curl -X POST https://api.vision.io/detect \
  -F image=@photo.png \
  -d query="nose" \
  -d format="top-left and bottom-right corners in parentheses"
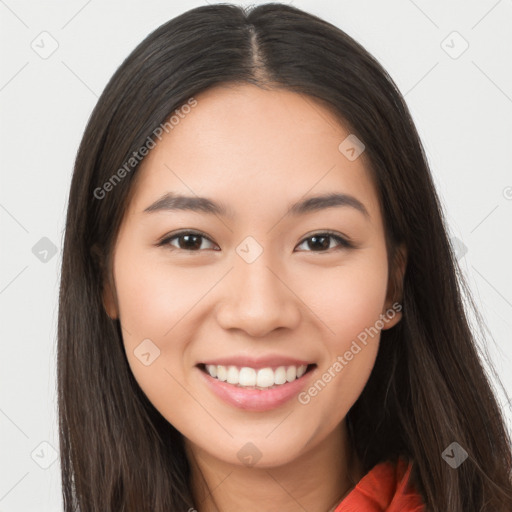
top-left (215, 254), bottom-right (301, 338)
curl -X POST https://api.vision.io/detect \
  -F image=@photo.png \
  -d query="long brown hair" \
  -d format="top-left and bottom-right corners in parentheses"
top-left (58, 3), bottom-right (512, 510)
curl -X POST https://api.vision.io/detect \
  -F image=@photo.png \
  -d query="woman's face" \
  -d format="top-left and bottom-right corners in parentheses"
top-left (103, 83), bottom-right (404, 468)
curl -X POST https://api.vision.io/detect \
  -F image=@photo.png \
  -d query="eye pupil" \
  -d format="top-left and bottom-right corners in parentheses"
top-left (308, 235), bottom-right (330, 251)
top-left (180, 234), bottom-right (202, 250)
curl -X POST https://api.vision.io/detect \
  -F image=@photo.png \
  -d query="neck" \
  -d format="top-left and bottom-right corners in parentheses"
top-left (186, 420), bottom-right (363, 512)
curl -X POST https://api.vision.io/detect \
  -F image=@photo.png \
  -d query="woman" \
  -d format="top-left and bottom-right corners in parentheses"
top-left (57, 3), bottom-right (512, 511)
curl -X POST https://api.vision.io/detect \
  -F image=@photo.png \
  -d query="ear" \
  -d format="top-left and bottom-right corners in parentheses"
top-left (381, 242), bottom-right (407, 330)
top-left (90, 243), bottom-right (119, 320)
top-left (102, 274), bottom-right (119, 320)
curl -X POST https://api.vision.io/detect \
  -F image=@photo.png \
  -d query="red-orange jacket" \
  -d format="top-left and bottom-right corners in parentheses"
top-left (335, 457), bottom-right (426, 511)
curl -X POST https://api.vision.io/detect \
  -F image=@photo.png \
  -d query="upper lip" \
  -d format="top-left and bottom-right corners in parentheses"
top-left (198, 355), bottom-right (314, 370)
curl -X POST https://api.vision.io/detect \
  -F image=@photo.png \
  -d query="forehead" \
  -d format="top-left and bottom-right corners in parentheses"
top-left (127, 83), bottom-right (382, 225)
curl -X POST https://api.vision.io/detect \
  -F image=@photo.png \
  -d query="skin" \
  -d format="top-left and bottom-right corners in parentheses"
top-left (102, 83), bottom-right (406, 512)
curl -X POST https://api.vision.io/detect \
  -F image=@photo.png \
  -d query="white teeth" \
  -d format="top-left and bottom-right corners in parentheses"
top-left (216, 365), bottom-right (227, 382)
top-left (239, 367), bottom-right (257, 386)
top-left (274, 366), bottom-right (287, 385)
top-left (256, 368), bottom-right (274, 388)
top-left (226, 366), bottom-right (239, 384)
top-left (286, 366), bottom-right (297, 382)
top-left (204, 364), bottom-right (309, 388)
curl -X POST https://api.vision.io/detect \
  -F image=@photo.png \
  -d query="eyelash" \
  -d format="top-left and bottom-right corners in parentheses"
top-left (157, 230), bottom-right (355, 253)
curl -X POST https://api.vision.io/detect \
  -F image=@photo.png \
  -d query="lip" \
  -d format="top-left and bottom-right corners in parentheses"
top-left (197, 363), bottom-right (317, 412)
top-left (199, 355), bottom-right (313, 371)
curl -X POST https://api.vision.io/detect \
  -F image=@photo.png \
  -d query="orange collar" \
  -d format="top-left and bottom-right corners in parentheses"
top-left (334, 457), bottom-right (426, 512)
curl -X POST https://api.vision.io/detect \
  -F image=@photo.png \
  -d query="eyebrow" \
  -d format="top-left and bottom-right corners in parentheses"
top-left (143, 191), bottom-right (370, 219)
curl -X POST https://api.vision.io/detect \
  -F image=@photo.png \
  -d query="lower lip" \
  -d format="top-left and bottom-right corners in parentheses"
top-left (198, 366), bottom-right (316, 412)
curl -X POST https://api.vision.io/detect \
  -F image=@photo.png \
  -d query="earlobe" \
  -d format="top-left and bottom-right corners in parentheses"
top-left (90, 243), bottom-right (119, 320)
top-left (381, 305), bottom-right (403, 330)
top-left (102, 277), bottom-right (119, 320)
top-left (381, 242), bottom-right (407, 330)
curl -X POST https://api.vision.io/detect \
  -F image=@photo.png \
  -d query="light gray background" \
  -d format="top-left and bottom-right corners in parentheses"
top-left (1, 0), bottom-right (511, 510)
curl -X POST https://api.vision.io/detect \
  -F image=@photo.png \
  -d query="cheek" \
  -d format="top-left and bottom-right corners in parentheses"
top-left (113, 242), bottom-right (212, 343)
top-left (297, 344), bottom-right (379, 445)
top-left (111, 243), bottom-right (188, 384)
top-left (292, 250), bottom-right (388, 423)
top-left (112, 247), bottom-right (200, 427)
top-left (297, 294), bottom-right (385, 439)
top-left (294, 250), bottom-right (389, 345)
top-left (112, 243), bottom-right (223, 406)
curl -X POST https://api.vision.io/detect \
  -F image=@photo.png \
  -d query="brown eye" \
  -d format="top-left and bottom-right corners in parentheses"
top-left (295, 232), bottom-right (353, 252)
top-left (159, 231), bottom-right (218, 251)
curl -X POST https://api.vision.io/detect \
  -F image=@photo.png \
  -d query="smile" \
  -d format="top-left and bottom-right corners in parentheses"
top-left (197, 361), bottom-right (317, 411)
top-left (200, 363), bottom-right (311, 389)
